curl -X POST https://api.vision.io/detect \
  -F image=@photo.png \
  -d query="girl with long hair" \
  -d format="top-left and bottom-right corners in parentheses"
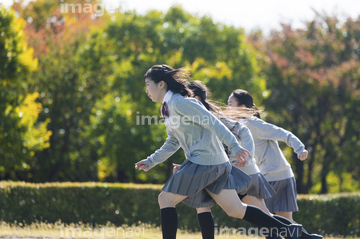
top-left (227, 89), bottom-right (322, 239)
top-left (135, 65), bottom-right (302, 239)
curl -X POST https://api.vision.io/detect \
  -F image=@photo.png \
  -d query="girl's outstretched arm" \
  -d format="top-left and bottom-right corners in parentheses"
top-left (251, 118), bottom-right (308, 159)
top-left (136, 132), bottom-right (180, 171)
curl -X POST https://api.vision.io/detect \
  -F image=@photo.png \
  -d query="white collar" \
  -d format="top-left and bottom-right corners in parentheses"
top-left (162, 90), bottom-right (173, 104)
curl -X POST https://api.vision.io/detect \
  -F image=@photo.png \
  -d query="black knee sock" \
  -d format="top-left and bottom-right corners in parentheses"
top-left (273, 215), bottom-right (313, 239)
top-left (197, 212), bottom-right (215, 239)
top-left (161, 207), bottom-right (178, 239)
top-left (250, 222), bottom-right (282, 239)
top-left (266, 236), bottom-right (283, 239)
top-left (242, 205), bottom-right (300, 239)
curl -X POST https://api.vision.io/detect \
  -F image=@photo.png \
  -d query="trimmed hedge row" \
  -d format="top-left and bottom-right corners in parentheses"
top-left (0, 181), bottom-right (359, 237)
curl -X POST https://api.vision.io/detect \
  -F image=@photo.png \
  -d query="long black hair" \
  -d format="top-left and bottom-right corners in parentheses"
top-left (188, 80), bottom-right (220, 113)
top-left (144, 64), bottom-right (192, 97)
top-left (231, 89), bottom-right (261, 118)
top-left (188, 81), bottom-right (255, 120)
top-left (188, 81), bottom-right (254, 157)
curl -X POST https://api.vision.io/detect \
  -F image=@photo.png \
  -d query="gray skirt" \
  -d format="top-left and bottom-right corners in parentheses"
top-left (162, 159), bottom-right (251, 208)
top-left (264, 177), bottom-right (299, 213)
top-left (236, 172), bottom-right (276, 199)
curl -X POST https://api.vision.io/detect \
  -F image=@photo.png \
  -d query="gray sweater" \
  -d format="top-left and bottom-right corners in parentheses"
top-left (241, 117), bottom-right (307, 182)
top-left (142, 92), bottom-right (243, 170)
top-left (220, 118), bottom-right (260, 175)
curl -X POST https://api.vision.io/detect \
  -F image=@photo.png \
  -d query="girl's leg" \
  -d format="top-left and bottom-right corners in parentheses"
top-left (206, 189), bottom-right (302, 239)
top-left (206, 189), bottom-right (248, 218)
top-left (196, 207), bottom-right (212, 213)
top-left (196, 207), bottom-right (214, 239)
top-left (275, 211), bottom-right (294, 223)
top-left (242, 195), bottom-right (281, 239)
top-left (158, 191), bottom-right (187, 208)
top-left (243, 196), bottom-right (322, 239)
top-left (242, 195), bottom-right (272, 215)
top-left (158, 191), bottom-right (187, 239)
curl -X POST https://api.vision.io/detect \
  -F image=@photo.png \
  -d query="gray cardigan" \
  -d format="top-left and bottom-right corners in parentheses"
top-left (220, 118), bottom-right (260, 175)
top-left (241, 117), bottom-right (307, 181)
top-left (142, 92), bottom-right (243, 170)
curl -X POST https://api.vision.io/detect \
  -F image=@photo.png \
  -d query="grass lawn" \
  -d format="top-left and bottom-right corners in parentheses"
top-left (0, 221), bottom-right (348, 238)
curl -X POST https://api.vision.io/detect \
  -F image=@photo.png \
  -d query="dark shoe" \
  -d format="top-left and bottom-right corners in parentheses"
top-left (288, 224), bottom-right (302, 239)
top-left (310, 234), bottom-right (323, 239)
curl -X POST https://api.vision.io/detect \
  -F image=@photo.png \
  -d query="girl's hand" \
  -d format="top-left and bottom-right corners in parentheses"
top-left (235, 148), bottom-right (251, 164)
top-left (298, 151), bottom-right (308, 161)
top-left (172, 163), bottom-right (181, 174)
top-left (234, 160), bottom-right (248, 168)
top-left (135, 161), bottom-right (149, 171)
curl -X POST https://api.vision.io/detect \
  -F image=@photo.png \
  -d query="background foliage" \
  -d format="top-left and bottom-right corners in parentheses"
top-left (0, 1), bottom-right (359, 194)
top-left (249, 16), bottom-right (360, 194)
top-left (0, 182), bottom-right (359, 237)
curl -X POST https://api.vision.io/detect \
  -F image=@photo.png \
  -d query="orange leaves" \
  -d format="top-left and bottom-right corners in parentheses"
top-left (271, 52), bottom-right (289, 69)
top-left (15, 0), bottom-right (108, 57)
top-left (265, 14), bottom-right (360, 91)
top-left (295, 47), bottom-right (316, 66)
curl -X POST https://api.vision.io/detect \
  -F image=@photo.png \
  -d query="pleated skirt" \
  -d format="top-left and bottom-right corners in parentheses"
top-left (162, 159), bottom-right (251, 208)
top-left (236, 172), bottom-right (276, 199)
top-left (264, 177), bottom-right (299, 212)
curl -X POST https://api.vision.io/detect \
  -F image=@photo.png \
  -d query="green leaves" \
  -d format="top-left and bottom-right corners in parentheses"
top-left (80, 6), bottom-right (265, 183)
top-left (0, 5), bottom-right (49, 181)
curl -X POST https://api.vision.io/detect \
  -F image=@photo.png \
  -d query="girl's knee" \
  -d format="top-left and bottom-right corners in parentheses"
top-left (158, 192), bottom-right (166, 207)
top-left (224, 204), bottom-right (247, 218)
top-left (158, 191), bottom-right (181, 208)
top-left (196, 207), bottom-right (211, 214)
top-left (225, 209), bottom-right (241, 218)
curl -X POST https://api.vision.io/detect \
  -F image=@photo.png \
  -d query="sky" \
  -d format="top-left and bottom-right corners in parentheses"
top-left (2, 0), bottom-right (360, 33)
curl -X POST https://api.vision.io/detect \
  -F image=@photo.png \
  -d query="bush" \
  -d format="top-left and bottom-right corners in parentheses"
top-left (0, 181), bottom-right (359, 237)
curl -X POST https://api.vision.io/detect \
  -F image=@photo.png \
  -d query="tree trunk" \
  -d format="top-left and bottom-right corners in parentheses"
top-left (320, 156), bottom-right (331, 194)
top-left (294, 155), bottom-right (305, 193)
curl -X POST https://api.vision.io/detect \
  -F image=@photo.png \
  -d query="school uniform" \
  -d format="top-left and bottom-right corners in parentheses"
top-left (240, 117), bottom-right (308, 213)
top-left (221, 118), bottom-right (275, 200)
top-left (141, 91), bottom-right (251, 208)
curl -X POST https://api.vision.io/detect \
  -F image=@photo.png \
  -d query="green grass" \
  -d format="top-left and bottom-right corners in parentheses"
top-left (0, 221), bottom-right (248, 238)
top-left (0, 221), bottom-right (346, 238)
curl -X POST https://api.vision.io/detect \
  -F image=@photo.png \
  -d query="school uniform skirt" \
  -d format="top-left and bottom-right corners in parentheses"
top-left (236, 172), bottom-right (276, 199)
top-left (264, 177), bottom-right (299, 213)
top-left (162, 159), bottom-right (251, 208)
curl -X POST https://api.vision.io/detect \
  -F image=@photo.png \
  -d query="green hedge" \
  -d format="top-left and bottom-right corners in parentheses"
top-left (0, 181), bottom-right (359, 237)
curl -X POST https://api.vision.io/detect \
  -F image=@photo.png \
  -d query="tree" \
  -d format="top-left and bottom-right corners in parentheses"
top-left (250, 14), bottom-right (360, 193)
top-left (4, 2), bottom-right (266, 183)
top-left (0, 5), bottom-right (51, 180)
top-left (11, 0), bottom-right (109, 181)
top-left (80, 6), bottom-right (267, 183)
